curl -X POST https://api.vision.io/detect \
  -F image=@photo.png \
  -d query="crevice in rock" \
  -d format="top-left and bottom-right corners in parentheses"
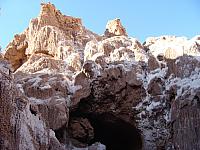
top-left (29, 105), bottom-right (37, 116)
top-left (34, 51), bottom-right (54, 57)
top-left (54, 124), bottom-right (68, 144)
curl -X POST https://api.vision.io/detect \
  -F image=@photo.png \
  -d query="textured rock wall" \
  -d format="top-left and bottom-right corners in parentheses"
top-left (171, 98), bottom-right (200, 149)
top-left (0, 63), bottom-right (17, 149)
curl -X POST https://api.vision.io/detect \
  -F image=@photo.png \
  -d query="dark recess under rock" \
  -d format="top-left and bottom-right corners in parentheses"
top-left (88, 113), bottom-right (142, 150)
top-left (69, 107), bottom-right (143, 150)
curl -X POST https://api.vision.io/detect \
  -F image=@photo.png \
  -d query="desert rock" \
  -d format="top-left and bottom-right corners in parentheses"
top-left (2, 2), bottom-right (200, 150)
top-left (105, 18), bottom-right (127, 37)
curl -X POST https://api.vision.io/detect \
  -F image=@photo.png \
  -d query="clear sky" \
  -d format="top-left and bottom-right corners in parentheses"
top-left (0, 0), bottom-right (200, 50)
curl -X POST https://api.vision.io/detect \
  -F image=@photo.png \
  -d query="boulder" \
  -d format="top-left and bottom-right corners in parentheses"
top-left (68, 118), bottom-right (94, 145)
top-left (147, 77), bottom-right (164, 96)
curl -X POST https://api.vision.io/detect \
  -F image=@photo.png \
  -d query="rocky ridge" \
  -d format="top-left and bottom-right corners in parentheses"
top-left (1, 2), bottom-right (200, 150)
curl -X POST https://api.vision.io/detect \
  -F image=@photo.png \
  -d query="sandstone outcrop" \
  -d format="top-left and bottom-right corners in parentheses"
top-left (2, 2), bottom-right (200, 150)
top-left (104, 18), bottom-right (127, 37)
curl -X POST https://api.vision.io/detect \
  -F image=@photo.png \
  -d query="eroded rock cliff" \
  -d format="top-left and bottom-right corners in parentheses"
top-left (1, 2), bottom-right (200, 150)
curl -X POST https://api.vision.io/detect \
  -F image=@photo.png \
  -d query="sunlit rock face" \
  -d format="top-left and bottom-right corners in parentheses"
top-left (4, 2), bottom-right (100, 72)
top-left (104, 18), bottom-right (127, 37)
top-left (2, 2), bottom-right (200, 150)
top-left (144, 35), bottom-right (200, 59)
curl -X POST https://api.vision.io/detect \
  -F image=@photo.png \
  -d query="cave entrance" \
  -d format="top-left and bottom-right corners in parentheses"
top-left (87, 113), bottom-right (143, 150)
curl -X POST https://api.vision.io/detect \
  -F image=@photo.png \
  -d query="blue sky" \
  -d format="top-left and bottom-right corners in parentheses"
top-left (0, 0), bottom-right (200, 49)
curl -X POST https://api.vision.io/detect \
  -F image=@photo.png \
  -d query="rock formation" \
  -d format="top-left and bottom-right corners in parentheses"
top-left (1, 2), bottom-right (200, 150)
top-left (104, 18), bottom-right (127, 37)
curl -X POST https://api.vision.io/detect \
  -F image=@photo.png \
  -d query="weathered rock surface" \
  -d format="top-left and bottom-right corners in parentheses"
top-left (171, 95), bottom-right (200, 150)
top-left (84, 36), bottom-right (146, 65)
top-left (0, 59), bottom-right (56, 150)
top-left (2, 2), bottom-right (200, 150)
top-left (0, 61), bottom-right (17, 149)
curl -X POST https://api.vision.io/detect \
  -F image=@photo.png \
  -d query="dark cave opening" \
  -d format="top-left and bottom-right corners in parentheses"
top-left (87, 113), bottom-right (143, 150)
top-left (70, 111), bottom-right (143, 150)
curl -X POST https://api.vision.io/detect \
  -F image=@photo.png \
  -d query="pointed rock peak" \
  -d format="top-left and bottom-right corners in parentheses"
top-left (38, 2), bottom-right (82, 29)
top-left (39, 2), bottom-right (58, 19)
top-left (40, 2), bottom-right (56, 12)
top-left (104, 18), bottom-right (127, 37)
